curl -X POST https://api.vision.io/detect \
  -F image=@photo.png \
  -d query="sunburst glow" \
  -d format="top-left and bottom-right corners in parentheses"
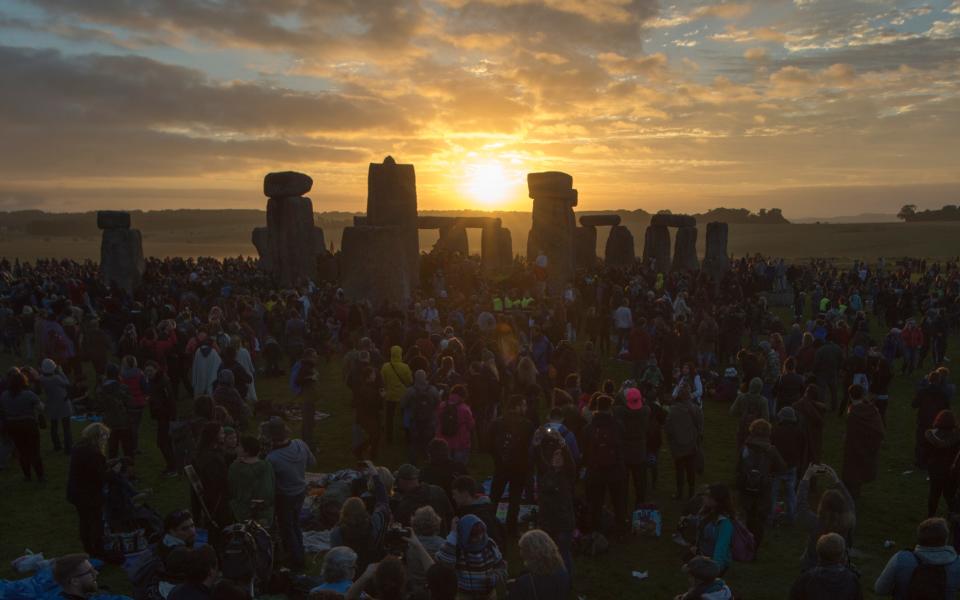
top-left (461, 161), bottom-right (517, 208)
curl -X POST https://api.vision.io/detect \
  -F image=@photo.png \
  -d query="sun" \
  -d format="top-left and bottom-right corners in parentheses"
top-left (461, 161), bottom-right (513, 207)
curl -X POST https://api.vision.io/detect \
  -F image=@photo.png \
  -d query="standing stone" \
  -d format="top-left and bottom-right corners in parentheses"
top-left (702, 221), bottom-right (730, 279)
top-left (604, 225), bottom-right (635, 267)
top-left (643, 225), bottom-right (671, 273)
top-left (579, 214), bottom-right (621, 227)
top-left (527, 171), bottom-right (577, 292)
top-left (253, 170), bottom-right (328, 285)
top-left (98, 211), bottom-right (144, 293)
top-left (340, 156), bottom-right (420, 306)
top-left (265, 196), bottom-right (317, 285)
top-left (672, 226), bottom-right (699, 272)
top-left (340, 227), bottom-right (412, 305)
top-left (436, 225), bottom-right (469, 256)
top-left (574, 226), bottom-right (598, 270)
top-left (481, 224), bottom-right (513, 272)
top-left (251, 227), bottom-right (271, 270)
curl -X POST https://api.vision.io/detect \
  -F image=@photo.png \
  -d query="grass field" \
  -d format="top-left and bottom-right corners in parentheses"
top-left (0, 315), bottom-right (954, 599)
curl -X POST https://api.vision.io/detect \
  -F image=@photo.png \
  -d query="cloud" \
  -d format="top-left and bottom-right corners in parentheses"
top-left (648, 2), bottom-right (751, 28)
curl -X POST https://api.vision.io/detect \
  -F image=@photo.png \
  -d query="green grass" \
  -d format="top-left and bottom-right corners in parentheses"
top-left (0, 325), bottom-right (952, 599)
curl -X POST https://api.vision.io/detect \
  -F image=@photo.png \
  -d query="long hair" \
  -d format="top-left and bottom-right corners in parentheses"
top-left (4, 367), bottom-right (29, 396)
top-left (518, 529), bottom-right (565, 576)
top-left (79, 423), bottom-right (110, 455)
top-left (818, 489), bottom-right (855, 536)
top-left (338, 497), bottom-right (371, 540)
top-left (516, 356), bottom-right (538, 388)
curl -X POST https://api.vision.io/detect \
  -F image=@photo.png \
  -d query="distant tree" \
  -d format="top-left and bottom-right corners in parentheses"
top-left (897, 204), bottom-right (917, 221)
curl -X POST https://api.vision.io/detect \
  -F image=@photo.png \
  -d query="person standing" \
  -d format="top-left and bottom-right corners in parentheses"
top-left (145, 360), bottom-right (178, 477)
top-left (736, 419), bottom-right (786, 554)
top-left (293, 349), bottom-right (321, 449)
top-left (666, 387), bottom-right (704, 501)
top-left (381, 345), bottom-right (412, 444)
top-left (266, 417), bottom-right (316, 570)
top-left (39, 359), bottom-right (73, 454)
top-left (582, 395), bottom-right (627, 535)
top-left (436, 385), bottom-right (475, 466)
top-left (770, 407), bottom-right (805, 524)
top-left (912, 371), bottom-right (949, 467)
top-left (67, 423), bottom-right (110, 556)
top-left (919, 410), bottom-right (960, 517)
top-left (615, 387), bottom-right (650, 506)
top-left (120, 355), bottom-right (148, 454)
top-left (98, 363), bottom-right (134, 461)
top-left (352, 365), bottom-right (384, 461)
top-left (875, 517), bottom-right (960, 599)
top-left (401, 370), bottom-right (440, 465)
top-left (813, 338), bottom-right (844, 412)
top-left (793, 385), bottom-right (827, 472)
top-left (531, 427), bottom-right (577, 584)
top-left (0, 367), bottom-right (46, 482)
top-left (228, 435), bottom-right (275, 526)
top-left (489, 395), bottom-right (535, 535)
top-left (841, 385), bottom-right (885, 500)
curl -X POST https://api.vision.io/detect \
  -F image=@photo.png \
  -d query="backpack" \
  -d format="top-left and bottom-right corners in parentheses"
top-left (622, 408), bottom-right (646, 442)
top-left (440, 403), bottom-right (460, 437)
top-left (738, 445), bottom-right (771, 495)
top-left (906, 552), bottom-right (947, 600)
top-left (220, 521), bottom-right (274, 588)
top-left (169, 419), bottom-right (197, 468)
top-left (494, 418), bottom-right (527, 464)
top-left (411, 389), bottom-right (435, 428)
top-left (587, 418), bottom-right (620, 469)
top-left (730, 518), bottom-right (756, 562)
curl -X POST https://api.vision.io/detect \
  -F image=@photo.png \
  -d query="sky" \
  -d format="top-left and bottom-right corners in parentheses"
top-left (0, 0), bottom-right (957, 219)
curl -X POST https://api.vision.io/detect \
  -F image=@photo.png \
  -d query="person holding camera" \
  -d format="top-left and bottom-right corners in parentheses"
top-left (331, 460), bottom-right (392, 575)
top-left (797, 463), bottom-right (856, 572)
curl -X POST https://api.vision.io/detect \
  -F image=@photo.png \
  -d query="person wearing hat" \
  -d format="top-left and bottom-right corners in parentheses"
top-left (39, 358), bottom-right (73, 454)
top-left (789, 533), bottom-right (861, 599)
top-left (615, 386), bottom-right (650, 506)
top-left (674, 556), bottom-right (733, 600)
top-left (736, 419), bottom-right (786, 554)
top-left (393, 462), bottom-right (454, 530)
top-left (919, 409), bottom-right (960, 517)
top-left (266, 417), bottom-right (316, 570)
top-left (770, 406), bottom-right (805, 524)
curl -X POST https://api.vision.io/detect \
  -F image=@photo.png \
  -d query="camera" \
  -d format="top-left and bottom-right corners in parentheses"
top-left (384, 525), bottom-right (410, 556)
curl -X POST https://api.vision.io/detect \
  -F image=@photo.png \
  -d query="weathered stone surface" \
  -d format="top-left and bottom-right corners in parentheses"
top-left (527, 171), bottom-right (573, 198)
top-left (702, 221), bottom-right (729, 279)
top-left (365, 156), bottom-right (419, 291)
top-left (367, 157), bottom-right (418, 228)
top-left (481, 225), bottom-right (513, 272)
top-left (252, 227), bottom-right (272, 270)
top-left (100, 228), bottom-right (143, 293)
top-left (340, 226), bottom-right (413, 308)
top-left (97, 211), bottom-right (131, 230)
top-left (435, 225), bottom-right (469, 256)
top-left (265, 196), bottom-right (317, 284)
top-left (643, 225), bottom-right (671, 272)
top-left (672, 226), bottom-right (699, 272)
top-left (574, 226), bottom-right (598, 270)
top-left (263, 171), bottom-right (313, 198)
top-left (313, 227), bottom-right (327, 256)
top-left (651, 213), bottom-right (696, 228)
top-left (579, 214), bottom-right (621, 227)
top-left (528, 171), bottom-right (577, 291)
top-left (605, 225), bottom-right (635, 267)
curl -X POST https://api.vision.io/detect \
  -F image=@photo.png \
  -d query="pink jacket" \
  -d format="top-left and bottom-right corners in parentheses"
top-left (436, 395), bottom-right (475, 451)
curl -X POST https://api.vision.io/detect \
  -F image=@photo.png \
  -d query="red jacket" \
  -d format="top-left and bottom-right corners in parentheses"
top-left (902, 326), bottom-right (924, 349)
top-left (436, 396), bottom-right (475, 451)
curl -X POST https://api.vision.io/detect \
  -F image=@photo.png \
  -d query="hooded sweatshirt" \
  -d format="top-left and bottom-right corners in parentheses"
top-left (875, 545), bottom-right (960, 599)
top-left (381, 345), bottom-right (413, 403)
top-left (435, 514), bottom-right (507, 595)
top-left (729, 377), bottom-right (769, 422)
top-left (191, 346), bottom-right (221, 398)
top-left (266, 439), bottom-right (317, 496)
top-left (789, 563), bottom-right (862, 600)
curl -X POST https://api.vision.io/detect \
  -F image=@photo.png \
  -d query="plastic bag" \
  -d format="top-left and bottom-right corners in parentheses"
top-left (11, 550), bottom-right (49, 574)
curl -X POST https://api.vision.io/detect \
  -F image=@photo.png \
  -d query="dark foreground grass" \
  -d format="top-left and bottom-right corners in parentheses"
top-left (0, 331), bottom-right (951, 599)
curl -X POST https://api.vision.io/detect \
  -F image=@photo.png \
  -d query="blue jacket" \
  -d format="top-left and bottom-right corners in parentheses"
top-left (875, 545), bottom-right (960, 599)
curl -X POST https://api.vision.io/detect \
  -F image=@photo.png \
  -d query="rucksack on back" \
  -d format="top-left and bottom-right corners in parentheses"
top-left (412, 391), bottom-right (435, 427)
top-left (906, 552), bottom-right (947, 600)
top-left (588, 419), bottom-right (620, 469)
top-left (220, 521), bottom-right (273, 588)
top-left (738, 446), bottom-right (771, 495)
top-left (440, 403), bottom-right (459, 437)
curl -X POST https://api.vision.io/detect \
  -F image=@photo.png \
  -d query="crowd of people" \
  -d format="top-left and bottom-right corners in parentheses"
top-left (1, 249), bottom-right (960, 600)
